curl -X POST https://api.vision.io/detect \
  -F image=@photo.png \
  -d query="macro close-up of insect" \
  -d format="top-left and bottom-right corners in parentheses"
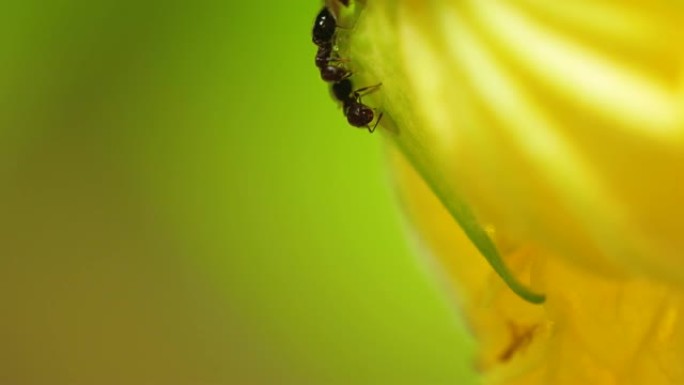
top-left (311, 4), bottom-right (383, 133)
top-left (7, 1), bottom-right (681, 384)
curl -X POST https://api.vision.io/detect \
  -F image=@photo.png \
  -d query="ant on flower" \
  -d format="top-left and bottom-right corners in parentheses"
top-left (311, 5), bottom-right (383, 133)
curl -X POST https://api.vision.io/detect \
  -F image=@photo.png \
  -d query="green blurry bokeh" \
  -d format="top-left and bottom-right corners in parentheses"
top-left (0, 1), bottom-right (475, 384)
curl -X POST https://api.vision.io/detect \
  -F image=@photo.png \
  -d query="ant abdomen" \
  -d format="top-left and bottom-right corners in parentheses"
top-left (312, 8), bottom-right (336, 47)
top-left (339, 83), bottom-right (383, 132)
top-left (344, 103), bottom-right (374, 128)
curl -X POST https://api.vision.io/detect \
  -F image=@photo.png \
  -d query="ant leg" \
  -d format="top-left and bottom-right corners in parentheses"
top-left (354, 83), bottom-right (383, 98)
top-left (340, 71), bottom-right (352, 81)
top-left (368, 112), bottom-right (383, 133)
top-left (328, 57), bottom-right (351, 64)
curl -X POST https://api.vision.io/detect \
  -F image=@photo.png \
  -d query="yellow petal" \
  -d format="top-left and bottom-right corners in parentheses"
top-left (335, 0), bottom-right (684, 383)
top-left (389, 145), bottom-right (684, 384)
top-left (344, 0), bottom-right (684, 283)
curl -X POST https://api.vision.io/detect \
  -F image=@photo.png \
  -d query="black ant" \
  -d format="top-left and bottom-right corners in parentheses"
top-left (333, 79), bottom-right (383, 133)
top-left (312, 6), bottom-right (383, 133)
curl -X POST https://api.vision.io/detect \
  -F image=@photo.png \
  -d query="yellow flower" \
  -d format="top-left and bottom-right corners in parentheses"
top-left (335, 0), bottom-right (684, 383)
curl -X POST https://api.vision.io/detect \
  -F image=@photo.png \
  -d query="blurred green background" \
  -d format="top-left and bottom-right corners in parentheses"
top-left (0, 1), bottom-right (475, 384)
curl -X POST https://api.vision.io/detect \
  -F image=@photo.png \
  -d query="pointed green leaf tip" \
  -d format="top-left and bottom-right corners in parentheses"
top-left (335, 0), bottom-right (545, 304)
top-left (405, 148), bottom-right (546, 304)
top-left (446, 198), bottom-right (546, 304)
